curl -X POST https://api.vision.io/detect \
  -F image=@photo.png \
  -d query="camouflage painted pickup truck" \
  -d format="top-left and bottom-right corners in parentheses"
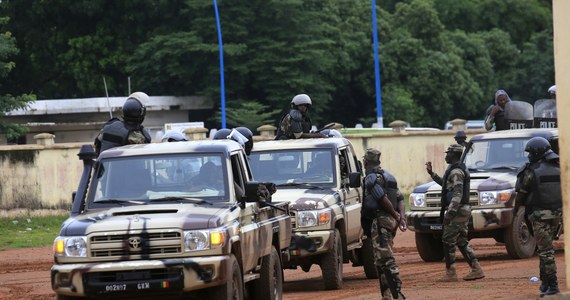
top-left (51, 141), bottom-right (291, 300)
top-left (406, 128), bottom-right (558, 261)
top-left (250, 138), bottom-right (376, 290)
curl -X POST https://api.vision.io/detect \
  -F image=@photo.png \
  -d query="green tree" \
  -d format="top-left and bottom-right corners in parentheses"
top-left (0, 17), bottom-right (35, 140)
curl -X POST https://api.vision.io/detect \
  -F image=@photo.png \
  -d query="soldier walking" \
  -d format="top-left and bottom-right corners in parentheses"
top-left (514, 137), bottom-right (562, 297)
top-left (425, 144), bottom-right (485, 282)
top-left (361, 148), bottom-right (407, 299)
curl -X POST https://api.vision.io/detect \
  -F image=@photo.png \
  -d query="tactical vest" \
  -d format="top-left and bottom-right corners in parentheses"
top-left (275, 109), bottom-right (312, 140)
top-left (440, 163), bottom-right (470, 208)
top-left (99, 120), bottom-right (150, 154)
top-left (528, 160), bottom-right (562, 210)
top-left (494, 110), bottom-right (508, 131)
top-left (361, 168), bottom-right (398, 215)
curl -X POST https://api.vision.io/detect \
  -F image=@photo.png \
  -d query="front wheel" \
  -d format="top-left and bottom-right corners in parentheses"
top-left (415, 232), bottom-right (444, 262)
top-left (504, 209), bottom-right (536, 259)
top-left (209, 254), bottom-right (244, 300)
top-left (320, 229), bottom-right (343, 290)
top-left (253, 246), bottom-right (283, 300)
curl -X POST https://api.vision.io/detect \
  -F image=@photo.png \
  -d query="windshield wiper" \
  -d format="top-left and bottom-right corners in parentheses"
top-left (490, 166), bottom-right (518, 170)
top-left (276, 182), bottom-right (323, 189)
top-left (149, 197), bottom-right (213, 205)
top-left (95, 199), bottom-right (145, 205)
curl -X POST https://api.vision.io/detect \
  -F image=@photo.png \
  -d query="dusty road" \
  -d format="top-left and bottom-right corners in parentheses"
top-left (0, 229), bottom-right (566, 300)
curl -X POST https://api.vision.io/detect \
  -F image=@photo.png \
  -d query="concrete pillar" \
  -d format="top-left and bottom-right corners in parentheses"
top-left (449, 119), bottom-right (467, 131)
top-left (553, 0), bottom-right (570, 289)
top-left (388, 120), bottom-right (408, 133)
top-left (183, 127), bottom-right (208, 141)
top-left (257, 124), bottom-right (276, 139)
top-left (33, 133), bottom-right (55, 145)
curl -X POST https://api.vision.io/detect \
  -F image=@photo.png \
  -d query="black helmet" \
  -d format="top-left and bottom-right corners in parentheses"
top-left (122, 92), bottom-right (148, 123)
top-left (235, 127), bottom-right (253, 155)
top-left (213, 128), bottom-right (232, 140)
top-left (525, 137), bottom-right (551, 163)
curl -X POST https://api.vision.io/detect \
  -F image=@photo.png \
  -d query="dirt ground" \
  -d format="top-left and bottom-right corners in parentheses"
top-left (0, 229), bottom-right (567, 300)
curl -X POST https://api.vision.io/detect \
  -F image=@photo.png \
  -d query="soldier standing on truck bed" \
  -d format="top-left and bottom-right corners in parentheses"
top-left (275, 94), bottom-right (327, 140)
top-left (361, 148), bottom-right (406, 300)
top-left (425, 144), bottom-right (485, 282)
top-left (514, 137), bottom-right (562, 297)
top-left (94, 92), bottom-right (151, 156)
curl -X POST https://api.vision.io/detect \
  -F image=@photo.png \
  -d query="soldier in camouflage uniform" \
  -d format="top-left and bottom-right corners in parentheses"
top-left (426, 144), bottom-right (485, 282)
top-left (94, 92), bottom-right (151, 156)
top-left (275, 94), bottom-right (327, 140)
top-left (514, 137), bottom-right (562, 297)
top-left (361, 148), bottom-right (407, 300)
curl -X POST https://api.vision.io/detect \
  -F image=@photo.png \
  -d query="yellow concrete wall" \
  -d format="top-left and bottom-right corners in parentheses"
top-left (552, 0), bottom-right (570, 289)
top-left (0, 131), bottom-right (481, 209)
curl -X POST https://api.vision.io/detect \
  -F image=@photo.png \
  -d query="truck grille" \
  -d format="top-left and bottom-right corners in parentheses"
top-left (424, 191), bottom-right (479, 208)
top-left (90, 231), bottom-right (182, 258)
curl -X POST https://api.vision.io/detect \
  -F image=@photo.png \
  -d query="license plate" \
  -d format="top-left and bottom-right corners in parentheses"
top-left (430, 225), bottom-right (443, 230)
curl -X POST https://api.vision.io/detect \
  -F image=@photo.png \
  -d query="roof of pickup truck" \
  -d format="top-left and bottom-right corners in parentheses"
top-left (98, 139), bottom-right (244, 158)
top-left (470, 128), bottom-right (558, 142)
top-left (252, 137), bottom-right (353, 151)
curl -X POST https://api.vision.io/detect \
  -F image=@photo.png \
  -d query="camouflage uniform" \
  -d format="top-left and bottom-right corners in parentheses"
top-left (430, 144), bottom-right (484, 282)
top-left (516, 161), bottom-right (562, 296)
top-left (275, 109), bottom-right (312, 140)
top-left (362, 148), bottom-right (405, 299)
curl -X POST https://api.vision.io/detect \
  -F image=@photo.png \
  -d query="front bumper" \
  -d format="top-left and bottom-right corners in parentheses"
top-left (287, 229), bottom-right (334, 259)
top-left (51, 256), bottom-right (229, 298)
top-left (406, 208), bottom-right (513, 233)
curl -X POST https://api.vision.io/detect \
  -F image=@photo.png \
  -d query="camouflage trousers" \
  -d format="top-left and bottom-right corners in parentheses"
top-left (529, 209), bottom-right (562, 279)
top-left (371, 215), bottom-right (401, 289)
top-left (442, 206), bottom-right (477, 266)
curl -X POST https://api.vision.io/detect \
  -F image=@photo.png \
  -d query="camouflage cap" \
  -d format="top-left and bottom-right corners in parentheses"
top-left (363, 148), bottom-right (381, 163)
top-left (445, 144), bottom-right (464, 153)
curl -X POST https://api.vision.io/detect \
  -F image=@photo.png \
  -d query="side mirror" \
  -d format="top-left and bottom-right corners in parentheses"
top-left (243, 181), bottom-right (276, 203)
top-left (348, 172), bottom-right (361, 188)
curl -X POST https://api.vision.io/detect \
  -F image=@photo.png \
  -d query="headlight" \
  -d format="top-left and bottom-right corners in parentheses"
top-left (409, 193), bottom-right (425, 207)
top-left (184, 230), bottom-right (225, 251)
top-left (297, 210), bottom-right (331, 228)
top-left (479, 189), bottom-right (512, 205)
top-left (53, 236), bottom-right (87, 257)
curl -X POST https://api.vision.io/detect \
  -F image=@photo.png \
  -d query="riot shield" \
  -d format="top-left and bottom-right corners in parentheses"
top-left (504, 100), bottom-right (533, 130)
top-left (533, 99), bottom-right (557, 128)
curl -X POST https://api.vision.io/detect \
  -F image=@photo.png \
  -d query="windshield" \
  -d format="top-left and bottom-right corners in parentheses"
top-left (87, 154), bottom-right (228, 207)
top-left (249, 149), bottom-right (336, 186)
top-left (464, 138), bottom-right (529, 171)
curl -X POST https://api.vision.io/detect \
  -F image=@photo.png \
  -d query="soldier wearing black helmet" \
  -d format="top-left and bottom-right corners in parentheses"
top-left (426, 144), bottom-right (485, 282)
top-left (94, 92), bottom-right (151, 156)
top-left (453, 131), bottom-right (468, 147)
top-left (275, 94), bottom-right (327, 140)
top-left (514, 137), bottom-right (562, 297)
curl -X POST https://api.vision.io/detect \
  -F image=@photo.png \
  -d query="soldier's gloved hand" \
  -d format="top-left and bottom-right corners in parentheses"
top-left (443, 213), bottom-right (452, 225)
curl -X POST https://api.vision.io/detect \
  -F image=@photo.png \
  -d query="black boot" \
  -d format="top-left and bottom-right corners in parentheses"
top-left (544, 274), bottom-right (560, 296)
top-left (539, 272), bottom-right (548, 296)
top-left (377, 268), bottom-right (390, 300)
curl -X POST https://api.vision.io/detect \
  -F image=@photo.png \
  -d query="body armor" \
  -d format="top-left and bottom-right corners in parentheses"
top-left (528, 161), bottom-right (562, 210)
top-left (97, 120), bottom-right (151, 155)
top-left (440, 163), bottom-right (470, 208)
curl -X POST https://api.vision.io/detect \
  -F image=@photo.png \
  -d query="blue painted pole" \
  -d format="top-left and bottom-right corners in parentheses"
top-left (213, 0), bottom-right (226, 128)
top-left (371, 0), bottom-right (383, 128)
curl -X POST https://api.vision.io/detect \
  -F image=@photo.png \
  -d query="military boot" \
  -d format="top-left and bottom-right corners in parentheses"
top-left (543, 275), bottom-right (560, 297)
top-left (463, 260), bottom-right (485, 281)
top-left (437, 264), bottom-right (458, 282)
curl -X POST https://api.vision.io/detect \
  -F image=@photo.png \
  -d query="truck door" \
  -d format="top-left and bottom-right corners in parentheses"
top-left (340, 147), bottom-right (363, 243)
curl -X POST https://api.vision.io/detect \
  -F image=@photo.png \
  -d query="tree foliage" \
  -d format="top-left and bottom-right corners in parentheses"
top-left (0, 0), bottom-right (554, 131)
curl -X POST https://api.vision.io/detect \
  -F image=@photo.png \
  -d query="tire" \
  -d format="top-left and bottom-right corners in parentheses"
top-left (361, 237), bottom-right (378, 279)
top-left (209, 254), bottom-right (244, 300)
top-left (56, 295), bottom-right (83, 300)
top-left (504, 209), bottom-right (536, 259)
top-left (253, 246), bottom-right (283, 300)
top-left (320, 229), bottom-right (343, 290)
top-left (415, 232), bottom-right (444, 262)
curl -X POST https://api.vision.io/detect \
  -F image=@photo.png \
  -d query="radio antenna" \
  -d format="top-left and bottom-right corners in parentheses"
top-left (103, 76), bottom-right (112, 119)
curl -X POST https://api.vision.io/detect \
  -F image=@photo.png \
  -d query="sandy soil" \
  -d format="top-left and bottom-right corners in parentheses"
top-left (0, 229), bottom-right (566, 300)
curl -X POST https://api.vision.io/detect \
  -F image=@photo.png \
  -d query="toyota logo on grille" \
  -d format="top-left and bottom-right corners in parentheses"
top-left (128, 237), bottom-right (142, 251)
